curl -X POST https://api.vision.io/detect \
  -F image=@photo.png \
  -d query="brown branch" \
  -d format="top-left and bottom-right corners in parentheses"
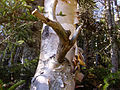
top-left (0, 18), bottom-right (9, 24)
top-left (0, 35), bottom-right (11, 45)
top-left (32, 9), bottom-right (83, 63)
top-left (32, 9), bottom-right (69, 42)
top-left (56, 24), bottom-right (83, 63)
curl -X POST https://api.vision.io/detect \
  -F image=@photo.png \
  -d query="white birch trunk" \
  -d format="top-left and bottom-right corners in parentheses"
top-left (30, 0), bottom-right (83, 90)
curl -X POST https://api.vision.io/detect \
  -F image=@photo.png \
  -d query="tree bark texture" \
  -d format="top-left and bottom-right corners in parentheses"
top-left (30, 0), bottom-right (84, 90)
top-left (107, 0), bottom-right (119, 73)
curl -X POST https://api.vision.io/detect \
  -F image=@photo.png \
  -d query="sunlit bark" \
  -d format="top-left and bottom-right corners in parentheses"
top-left (30, 0), bottom-right (84, 90)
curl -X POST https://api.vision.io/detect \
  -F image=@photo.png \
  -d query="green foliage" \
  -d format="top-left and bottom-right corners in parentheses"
top-left (80, 66), bottom-right (120, 89)
top-left (0, 80), bottom-right (3, 90)
top-left (0, 0), bottom-right (40, 89)
top-left (38, 6), bottom-right (44, 13)
top-left (0, 0), bottom-right (37, 45)
top-left (17, 40), bottom-right (25, 45)
top-left (0, 0), bottom-right (38, 87)
top-left (0, 0), bottom-right (37, 24)
top-left (103, 71), bottom-right (120, 90)
top-left (0, 58), bottom-right (38, 89)
top-left (57, 11), bottom-right (66, 16)
top-left (22, 58), bottom-right (38, 76)
top-left (78, 0), bottom-right (96, 13)
top-left (0, 79), bottom-right (25, 90)
top-left (8, 80), bottom-right (25, 90)
top-left (77, 1), bottom-right (119, 89)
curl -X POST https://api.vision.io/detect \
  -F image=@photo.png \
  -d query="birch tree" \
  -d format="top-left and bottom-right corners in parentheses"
top-left (30, 0), bottom-right (84, 90)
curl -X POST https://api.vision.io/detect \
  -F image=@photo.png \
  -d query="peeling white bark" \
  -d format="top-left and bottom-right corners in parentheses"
top-left (56, 0), bottom-right (77, 38)
top-left (30, 0), bottom-right (84, 90)
top-left (40, 0), bottom-right (59, 61)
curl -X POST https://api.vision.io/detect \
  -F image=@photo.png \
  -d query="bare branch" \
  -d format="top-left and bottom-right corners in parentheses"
top-left (56, 24), bottom-right (83, 63)
top-left (0, 35), bottom-right (11, 45)
top-left (70, 24), bottom-right (83, 46)
top-left (32, 9), bottom-right (69, 42)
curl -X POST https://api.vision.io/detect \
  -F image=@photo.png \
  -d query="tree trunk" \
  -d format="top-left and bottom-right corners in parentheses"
top-left (107, 0), bottom-right (118, 73)
top-left (30, 0), bottom-right (84, 90)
